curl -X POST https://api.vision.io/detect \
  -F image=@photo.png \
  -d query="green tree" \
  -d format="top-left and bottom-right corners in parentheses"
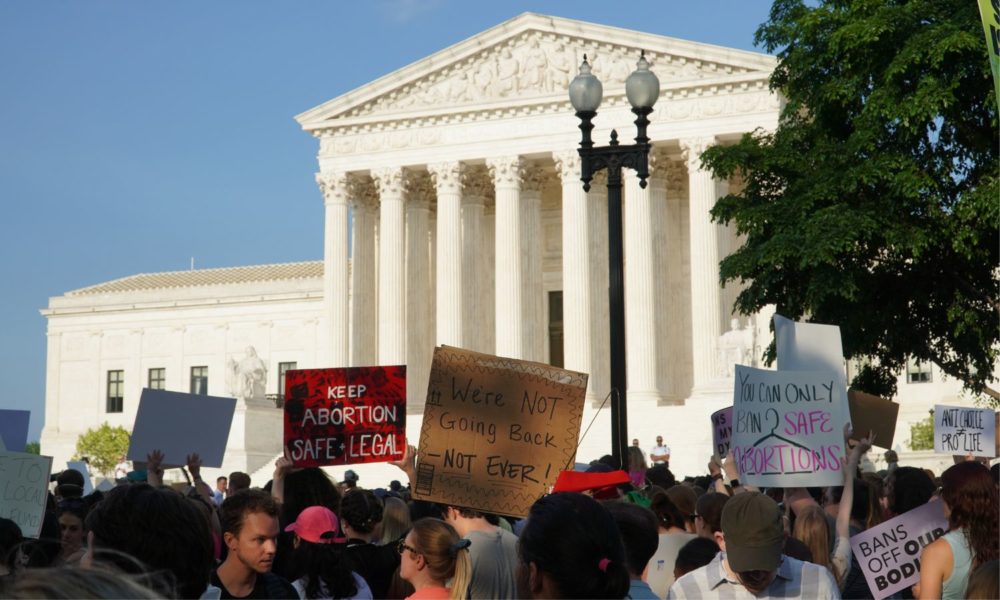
top-left (75, 423), bottom-right (130, 477)
top-left (702, 0), bottom-right (999, 401)
top-left (908, 410), bottom-right (935, 450)
top-left (24, 441), bottom-right (40, 455)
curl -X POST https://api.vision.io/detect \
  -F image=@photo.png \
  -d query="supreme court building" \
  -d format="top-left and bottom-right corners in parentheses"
top-left (41, 14), bottom-right (969, 480)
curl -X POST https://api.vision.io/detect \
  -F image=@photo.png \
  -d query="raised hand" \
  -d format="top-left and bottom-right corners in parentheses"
top-left (186, 453), bottom-right (203, 480)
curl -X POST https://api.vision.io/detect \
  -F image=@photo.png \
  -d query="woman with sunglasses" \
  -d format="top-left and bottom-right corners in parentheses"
top-left (398, 518), bottom-right (470, 600)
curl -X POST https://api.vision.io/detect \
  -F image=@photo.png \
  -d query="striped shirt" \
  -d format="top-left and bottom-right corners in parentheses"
top-left (667, 552), bottom-right (840, 599)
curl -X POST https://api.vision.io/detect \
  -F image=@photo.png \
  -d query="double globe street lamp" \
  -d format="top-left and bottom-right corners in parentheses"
top-left (569, 52), bottom-right (660, 470)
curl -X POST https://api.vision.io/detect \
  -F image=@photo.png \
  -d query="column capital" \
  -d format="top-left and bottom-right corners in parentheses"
top-left (553, 150), bottom-right (582, 184)
top-left (428, 161), bottom-right (464, 195)
top-left (520, 164), bottom-right (548, 194)
top-left (405, 170), bottom-right (435, 210)
top-left (372, 166), bottom-right (406, 198)
top-left (315, 171), bottom-right (350, 205)
top-left (462, 165), bottom-right (494, 202)
top-left (665, 159), bottom-right (688, 195)
top-left (679, 136), bottom-right (717, 171)
top-left (486, 156), bottom-right (525, 188)
top-left (347, 175), bottom-right (379, 210)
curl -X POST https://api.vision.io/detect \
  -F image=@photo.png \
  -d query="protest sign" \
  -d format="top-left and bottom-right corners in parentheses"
top-left (283, 366), bottom-right (406, 467)
top-left (0, 409), bottom-right (30, 453)
top-left (933, 404), bottom-right (997, 458)
top-left (414, 346), bottom-right (587, 517)
top-left (0, 451), bottom-right (52, 538)
top-left (66, 460), bottom-right (94, 495)
top-left (730, 365), bottom-right (849, 487)
top-left (848, 390), bottom-right (899, 449)
top-left (850, 500), bottom-right (948, 599)
top-left (711, 407), bottom-right (733, 459)
top-left (127, 389), bottom-right (236, 468)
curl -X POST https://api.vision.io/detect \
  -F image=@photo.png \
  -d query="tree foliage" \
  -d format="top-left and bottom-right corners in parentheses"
top-left (24, 441), bottom-right (40, 455)
top-left (702, 0), bottom-right (999, 401)
top-left (908, 410), bottom-right (935, 451)
top-left (74, 423), bottom-right (130, 477)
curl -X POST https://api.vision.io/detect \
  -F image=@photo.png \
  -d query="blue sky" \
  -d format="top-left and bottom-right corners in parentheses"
top-left (0, 1), bottom-right (774, 444)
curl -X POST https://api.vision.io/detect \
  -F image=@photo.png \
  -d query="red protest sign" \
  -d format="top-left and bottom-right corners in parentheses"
top-left (283, 366), bottom-right (406, 467)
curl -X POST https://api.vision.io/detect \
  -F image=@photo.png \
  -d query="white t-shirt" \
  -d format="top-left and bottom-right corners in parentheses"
top-left (650, 444), bottom-right (671, 464)
top-left (291, 572), bottom-right (372, 600)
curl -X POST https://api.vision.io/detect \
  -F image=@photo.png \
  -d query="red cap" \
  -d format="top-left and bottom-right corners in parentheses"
top-left (552, 469), bottom-right (631, 494)
top-left (284, 506), bottom-right (347, 544)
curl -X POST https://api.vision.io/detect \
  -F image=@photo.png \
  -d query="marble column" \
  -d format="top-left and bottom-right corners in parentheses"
top-left (316, 172), bottom-right (351, 368)
top-left (521, 164), bottom-right (546, 363)
top-left (349, 176), bottom-right (378, 367)
top-left (555, 151), bottom-right (597, 400)
top-left (487, 156), bottom-right (526, 359)
top-left (462, 166), bottom-right (491, 353)
top-left (429, 162), bottom-right (464, 348)
top-left (682, 137), bottom-right (724, 391)
top-left (659, 158), bottom-right (690, 402)
top-left (590, 171), bottom-right (611, 404)
top-left (373, 167), bottom-right (406, 365)
top-left (481, 196), bottom-right (497, 354)
top-left (624, 157), bottom-right (664, 403)
top-left (405, 171), bottom-right (434, 409)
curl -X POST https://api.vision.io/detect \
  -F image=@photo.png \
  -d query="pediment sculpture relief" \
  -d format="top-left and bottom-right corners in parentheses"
top-left (342, 32), bottom-right (750, 119)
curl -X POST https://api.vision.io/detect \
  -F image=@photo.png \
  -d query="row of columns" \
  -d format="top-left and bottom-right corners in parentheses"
top-left (316, 137), bottom-right (733, 407)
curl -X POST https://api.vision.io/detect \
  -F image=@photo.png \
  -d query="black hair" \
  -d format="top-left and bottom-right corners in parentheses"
top-left (279, 468), bottom-right (341, 527)
top-left (603, 501), bottom-right (659, 576)
top-left (888, 467), bottom-right (935, 515)
top-left (289, 538), bottom-right (358, 600)
top-left (340, 488), bottom-right (383, 534)
top-left (410, 500), bottom-right (445, 522)
top-left (645, 464), bottom-right (676, 490)
top-left (518, 493), bottom-right (630, 599)
top-left (649, 491), bottom-right (686, 530)
top-left (674, 536), bottom-right (720, 577)
top-left (0, 518), bottom-right (23, 574)
top-left (850, 478), bottom-right (870, 524)
top-left (85, 483), bottom-right (213, 599)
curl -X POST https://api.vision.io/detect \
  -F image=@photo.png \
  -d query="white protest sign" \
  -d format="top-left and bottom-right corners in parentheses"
top-left (0, 451), bottom-right (53, 538)
top-left (773, 314), bottom-right (853, 431)
top-left (731, 365), bottom-right (849, 487)
top-left (127, 388), bottom-right (237, 468)
top-left (711, 407), bottom-right (733, 459)
top-left (66, 460), bottom-right (94, 495)
top-left (850, 501), bottom-right (948, 599)
top-left (934, 404), bottom-right (997, 458)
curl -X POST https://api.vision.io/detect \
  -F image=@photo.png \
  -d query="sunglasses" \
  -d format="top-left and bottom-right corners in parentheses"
top-left (397, 540), bottom-right (420, 555)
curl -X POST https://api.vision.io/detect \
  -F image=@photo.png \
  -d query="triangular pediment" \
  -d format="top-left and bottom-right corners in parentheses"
top-left (296, 13), bottom-right (776, 132)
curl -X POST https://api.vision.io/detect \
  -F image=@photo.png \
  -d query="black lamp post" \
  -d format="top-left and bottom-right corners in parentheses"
top-left (569, 52), bottom-right (660, 470)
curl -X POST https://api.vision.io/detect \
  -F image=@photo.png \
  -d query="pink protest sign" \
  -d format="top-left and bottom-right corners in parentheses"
top-left (849, 501), bottom-right (948, 599)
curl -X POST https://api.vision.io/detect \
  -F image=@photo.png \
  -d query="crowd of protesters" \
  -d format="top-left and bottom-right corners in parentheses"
top-left (0, 428), bottom-right (997, 599)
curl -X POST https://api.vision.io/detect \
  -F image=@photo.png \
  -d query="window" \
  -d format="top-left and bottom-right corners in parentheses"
top-left (190, 366), bottom-right (208, 395)
top-left (148, 368), bottom-right (165, 390)
top-left (548, 291), bottom-right (564, 368)
top-left (107, 370), bottom-right (124, 413)
top-left (907, 358), bottom-right (932, 383)
top-left (277, 362), bottom-right (297, 399)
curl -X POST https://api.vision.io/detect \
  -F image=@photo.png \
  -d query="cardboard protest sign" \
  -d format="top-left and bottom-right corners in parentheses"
top-left (848, 390), bottom-right (899, 449)
top-left (730, 365), bottom-right (849, 487)
top-left (711, 407), bottom-right (733, 459)
top-left (66, 460), bottom-right (94, 495)
top-left (0, 451), bottom-right (52, 538)
top-left (933, 404), bottom-right (997, 458)
top-left (850, 500), bottom-right (948, 599)
top-left (127, 389), bottom-right (237, 468)
top-left (283, 366), bottom-right (406, 467)
top-left (414, 346), bottom-right (587, 517)
top-left (0, 410), bottom-right (30, 452)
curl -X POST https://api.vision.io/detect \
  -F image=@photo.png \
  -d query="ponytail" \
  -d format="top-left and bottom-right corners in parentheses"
top-left (449, 546), bottom-right (471, 600)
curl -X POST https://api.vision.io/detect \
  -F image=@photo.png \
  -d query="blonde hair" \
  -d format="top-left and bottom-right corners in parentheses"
top-left (793, 506), bottom-right (837, 580)
top-left (379, 496), bottom-right (412, 546)
top-left (409, 518), bottom-right (471, 600)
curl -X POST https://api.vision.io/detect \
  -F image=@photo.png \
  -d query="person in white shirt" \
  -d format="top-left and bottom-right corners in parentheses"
top-left (650, 437), bottom-right (671, 466)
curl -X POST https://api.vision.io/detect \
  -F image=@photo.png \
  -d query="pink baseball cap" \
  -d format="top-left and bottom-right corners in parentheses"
top-left (284, 506), bottom-right (347, 544)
